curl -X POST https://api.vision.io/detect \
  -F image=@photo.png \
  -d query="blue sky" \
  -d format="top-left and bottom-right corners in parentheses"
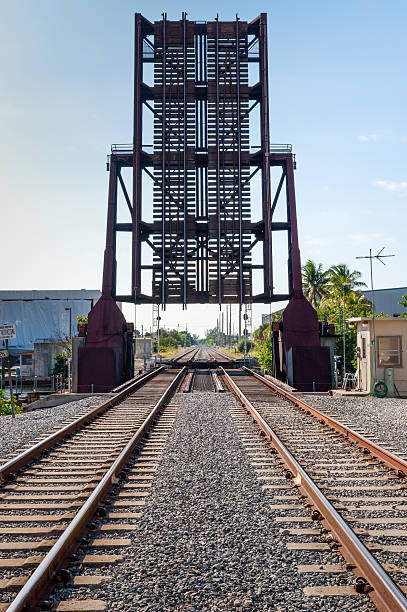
top-left (1, 0), bottom-right (406, 335)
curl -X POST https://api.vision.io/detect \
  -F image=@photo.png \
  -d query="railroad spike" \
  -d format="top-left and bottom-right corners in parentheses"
top-left (355, 577), bottom-right (373, 594)
top-left (311, 510), bottom-right (324, 521)
top-left (54, 568), bottom-right (71, 584)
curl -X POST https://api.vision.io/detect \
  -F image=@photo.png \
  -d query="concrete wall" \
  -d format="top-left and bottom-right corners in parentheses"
top-left (72, 336), bottom-right (86, 393)
top-left (33, 341), bottom-right (67, 377)
top-left (34, 342), bottom-right (65, 377)
top-left (135, 338), bottom-right (152, 358)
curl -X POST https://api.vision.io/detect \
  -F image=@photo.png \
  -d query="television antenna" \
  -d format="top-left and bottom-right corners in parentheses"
top-left (356, 248), bottom-right (395, 380)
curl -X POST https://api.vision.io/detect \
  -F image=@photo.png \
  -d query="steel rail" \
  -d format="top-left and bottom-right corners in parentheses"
top-left (212, 370), bottom-right (225, 392)
top-left (0, 366), bottom-right (166, 482)
top-left (242, 366), bottom-right (407, 476)
top-left (7, 366), bottom-right (187, 611)
top-left (170, 346), bottom-right (200, 363)
top-left (210, 347), bottom-right (236, 362)
top-left (220, 367), bottom-right (407, 612)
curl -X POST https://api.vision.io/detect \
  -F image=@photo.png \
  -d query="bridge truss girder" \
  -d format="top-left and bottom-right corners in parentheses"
top-left (101, 13), bottom-right (304, 308)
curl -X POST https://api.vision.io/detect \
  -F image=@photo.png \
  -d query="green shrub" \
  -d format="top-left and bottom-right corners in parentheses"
top-left (237, 339), bottom-right (253, 353)
top-left (0, 390), bottom-right (22, 416)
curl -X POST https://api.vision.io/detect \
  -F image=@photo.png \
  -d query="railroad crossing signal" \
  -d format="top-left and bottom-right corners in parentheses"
top-left (0, 349), bottom-right (9, 359)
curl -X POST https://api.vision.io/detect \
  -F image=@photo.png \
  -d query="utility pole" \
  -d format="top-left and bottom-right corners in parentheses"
top-left (157, 305), bottom-right (161, 363)
top-left (229, 304), bottom-right (232, 349)
top-left (65, 307), bottom-right (72, 341)
top-left (356, 248), bottom-right (395, 383)
top-left (342, 281), bottom-right (351, 378)
top-left (6, 339), bottom-right (15, 418)
top-left (0, 325), bottom-right (17, 419)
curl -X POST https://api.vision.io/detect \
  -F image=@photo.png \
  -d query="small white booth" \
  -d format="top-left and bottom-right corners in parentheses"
top-left (349, 317), bottom-right (407, 396)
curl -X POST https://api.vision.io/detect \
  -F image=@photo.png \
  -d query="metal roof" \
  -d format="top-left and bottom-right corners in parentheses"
top-left (0, 290), bottom-right (101, 301)
top-left (362, 287), bottom-right (407, 316)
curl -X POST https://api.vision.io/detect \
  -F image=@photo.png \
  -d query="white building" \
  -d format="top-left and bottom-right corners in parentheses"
top-left (0, 290), bottom-right (100, 376)
top-left (350, 316), bottom-right (407, 396)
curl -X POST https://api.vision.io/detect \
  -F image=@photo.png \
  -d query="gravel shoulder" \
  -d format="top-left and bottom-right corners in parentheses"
top-left (0, 396), bottom-right (106, 460)
top-left (298, 395), bottom-right (407, 457)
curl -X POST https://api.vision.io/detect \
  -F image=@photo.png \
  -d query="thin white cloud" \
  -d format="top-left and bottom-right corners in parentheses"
top-left (357, 134), bottom-right (378, 142)
top-left (374, 180), bottom-right (407, 194)
top-left (348, 233), bottom-right (381, 243)
top-left (303, 237), bottom-right (330, 247)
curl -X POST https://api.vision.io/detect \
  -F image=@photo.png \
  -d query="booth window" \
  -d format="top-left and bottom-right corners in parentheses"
top-left (377, 336), bottom-right (402, 367)
top-left (362, 337), bottom-right (366, 358)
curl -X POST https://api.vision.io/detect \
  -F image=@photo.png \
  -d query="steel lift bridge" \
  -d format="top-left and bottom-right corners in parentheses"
top-left (77, 13), bottom-right (331, 392)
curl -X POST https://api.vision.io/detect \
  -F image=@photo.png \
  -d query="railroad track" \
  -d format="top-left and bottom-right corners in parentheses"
top-left (220, 366), bottom-right (407, 612)
top-left (0, 367), bottom-right (185, 611)
top-left (169, 346), bottom-right (199, 364)
top-left (170, 345), bottom-right (235, 365)
top-left (3, 361), bottom-right (407, 610)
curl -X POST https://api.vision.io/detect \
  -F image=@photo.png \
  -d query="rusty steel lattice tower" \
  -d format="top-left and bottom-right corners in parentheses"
top-left (103, 13), bottom-right (303, 309)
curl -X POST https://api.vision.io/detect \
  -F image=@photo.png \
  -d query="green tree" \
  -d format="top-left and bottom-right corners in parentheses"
top-left (160, 336), bottom-right (178, 349)
top-left (399, 294), bottom-right (407, 308)
top-left (315, 289), bottom-right (371, 372)
top-left (327, 264), bottom-right (366, 300)
top-left (253, 322), bottom-right (270, 342)
top-left (257, 337), bottom-right (273, 373)
top-left (52, 353), bottom-right (69, 377)
top-left (398, 294), bottom-right (407, 317)
top-left (302, 260), bottom-right (330, 307)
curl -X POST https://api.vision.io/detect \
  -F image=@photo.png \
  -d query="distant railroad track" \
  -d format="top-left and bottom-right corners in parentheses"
top-left (220, 366), bottom-right (407, 612)
top-left (170, 345), bottom-right (235, 365)
top-left (0, 367), bottom-right (186, 611)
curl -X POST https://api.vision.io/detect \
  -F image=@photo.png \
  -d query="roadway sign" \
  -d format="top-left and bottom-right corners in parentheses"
top-left (0, 349), bottom-right (9, 359)
top-left (0, 324), bottom-right (16, 340)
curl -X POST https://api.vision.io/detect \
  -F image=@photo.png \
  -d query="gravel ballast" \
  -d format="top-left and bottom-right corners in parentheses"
top-left (100, 392), bottom-right (373, 611)
top-left (299, 395), bottom-right (407, 456)
top-left (0, 396), bottom-right (106, 459)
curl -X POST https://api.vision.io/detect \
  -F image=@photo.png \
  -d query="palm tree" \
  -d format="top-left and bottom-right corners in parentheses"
top-left (327, 264), bottom-right (366, 301)
top-left (302, 259), bottom-right (330, 307)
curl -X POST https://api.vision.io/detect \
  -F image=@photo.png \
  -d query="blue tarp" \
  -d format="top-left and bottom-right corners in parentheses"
top-left (0, 300), bottom-right (93, 354)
